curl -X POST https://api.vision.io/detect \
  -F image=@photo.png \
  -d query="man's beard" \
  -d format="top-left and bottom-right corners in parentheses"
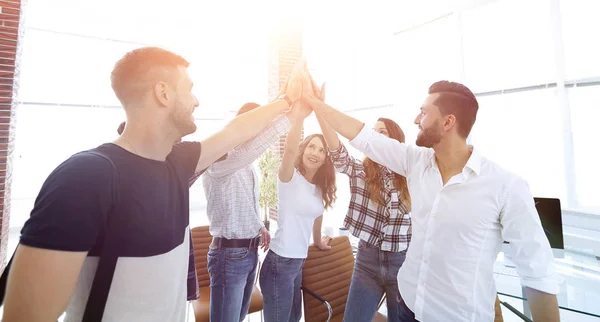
top-left (416, 121), bottom-right (443, 148)
top-left (171, 100), bottom-right (197, 138)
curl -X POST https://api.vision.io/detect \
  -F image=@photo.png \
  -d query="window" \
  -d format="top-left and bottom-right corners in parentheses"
top-left (567, 86), bottom-right (600, 212)
top-left (391, 15), bottom-right (463, 98)
top-left (470, 89), bottom-right (567, 202)
top-left (461, 0), bottom-right (556, 92)
top-left (560, 0), bottom-right (600, 80)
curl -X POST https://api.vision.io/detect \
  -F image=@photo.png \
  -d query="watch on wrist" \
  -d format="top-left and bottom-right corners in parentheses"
top-left (278, 94), bottom-right (293, 107)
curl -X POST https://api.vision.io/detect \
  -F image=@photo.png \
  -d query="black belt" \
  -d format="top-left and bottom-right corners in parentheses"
top-left (212, 236), bottom-right (260, 249)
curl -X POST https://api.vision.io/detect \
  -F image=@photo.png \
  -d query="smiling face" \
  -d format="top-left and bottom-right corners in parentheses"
top-left (414, 94), bottom-right (445, 148)
top-left (301, 136), bottom-right (327, 171)
top-left (167, 66), bottom-right (199, 138)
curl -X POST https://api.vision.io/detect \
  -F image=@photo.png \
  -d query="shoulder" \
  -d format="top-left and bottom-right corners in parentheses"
top-left (48, 147), bottom-right (117, 184)
top-left (279, 168), bottom-right (300, 186)
top-left (479, 156), bottom-right (531, 199)
top-left (167, 141), bottom-right (202, 175)
top-left (169, 141), bottom-right (202, 160)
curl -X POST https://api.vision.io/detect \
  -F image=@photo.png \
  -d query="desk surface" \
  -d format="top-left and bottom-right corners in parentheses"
top-left (494, 252), bottom-right (600, 318)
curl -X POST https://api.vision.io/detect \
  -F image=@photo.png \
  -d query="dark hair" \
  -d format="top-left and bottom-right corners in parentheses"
top-left (363, 118), bottom-right (411, 211)
top-left (428, 81), bottom-right (478, 138)
top-left (117, 121), bottom-right (126, 135)
top-left (236, 102), bottom-right (260, 116)
top-left (294, 134), bottom-right (337, 209)
top-left (111, 47), bottom-right (190, 105)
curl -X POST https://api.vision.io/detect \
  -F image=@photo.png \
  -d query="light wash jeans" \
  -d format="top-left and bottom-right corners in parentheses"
top-left (343, 240), bottom-right (407, 322)
top-left (259, 250), bottom-right (306, 322)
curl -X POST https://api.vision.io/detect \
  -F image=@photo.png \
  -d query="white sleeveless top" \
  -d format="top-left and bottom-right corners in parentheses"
top-left (269, 170), bottom-right (325, 258)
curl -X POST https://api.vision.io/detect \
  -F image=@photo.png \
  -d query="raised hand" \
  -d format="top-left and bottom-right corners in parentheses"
top-left (302, 69), bottom-right (326, 111)
top-left (292, 99), bottom-right (313, 120)
top-left (284, 60), bottom-right (305, 102)
top-left (309, 73), bottom-right (325, 102)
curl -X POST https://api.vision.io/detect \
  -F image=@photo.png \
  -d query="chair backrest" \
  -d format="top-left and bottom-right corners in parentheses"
top-left (302, 236), bottom-right (355, 322)
top-left (191, 226), bottom-right (212, 288)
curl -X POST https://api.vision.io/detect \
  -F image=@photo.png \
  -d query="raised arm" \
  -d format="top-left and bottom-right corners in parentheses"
top-left (309, 81), bottom-right (340, 151)
top-left (195, 64), bottom-right (304, 173)
top-left (500, 177), bottom-right (559, 322)
top-left (207, 114), bottom-right (291, 177)
top-left (306, 92), bottom-right (425, 177)
top-left (278, 114), bottom-right (304, 183)
top-left (197, 99), bottom-right (293, 173)
top-left (311, 77), bottom-right (358, 177)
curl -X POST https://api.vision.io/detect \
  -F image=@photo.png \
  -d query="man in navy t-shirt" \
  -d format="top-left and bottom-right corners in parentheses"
top-left (2, 47), bottom-right (305, 321)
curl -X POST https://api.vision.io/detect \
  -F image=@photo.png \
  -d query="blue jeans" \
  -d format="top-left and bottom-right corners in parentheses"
top-left (207, 245), bottom-right (258, 322)
top-left (259, 250), bottom-right (305, 322)
top-left (397, 291), bottom-right (418, 321)
top-left (343, 240), bottom-right (407, 322)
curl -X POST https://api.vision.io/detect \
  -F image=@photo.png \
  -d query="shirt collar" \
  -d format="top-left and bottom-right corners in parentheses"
top-left (430, 146), bottom-right (482, 176)
top-left (465, 146), bottom-right (482, 175)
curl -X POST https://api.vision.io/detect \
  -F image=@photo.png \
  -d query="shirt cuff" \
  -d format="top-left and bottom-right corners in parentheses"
top-left (348, 124), bottom-right (371, 150)
top-left (328, 141), bottom-right (344, 153)
top-left (520, 276), bottom-right (560, 295)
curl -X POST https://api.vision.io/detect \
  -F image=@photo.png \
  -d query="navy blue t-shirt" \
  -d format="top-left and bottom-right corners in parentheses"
top-left (19, 142), bottom-right (202, 321)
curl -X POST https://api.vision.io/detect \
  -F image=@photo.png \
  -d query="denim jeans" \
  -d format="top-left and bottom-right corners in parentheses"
top-left (259, 250), bottom-right (305, 322)
top-left (343, 240), bottom-right (407, 322)
top-left (397, 291), bottom-right (418, 322)
top-left (207, 245), bottom-right (258, 322)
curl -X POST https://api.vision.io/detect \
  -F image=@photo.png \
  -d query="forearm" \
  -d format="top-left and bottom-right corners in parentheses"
top-left (311, 101), bottom-right (364, 141)
top-left (283, 121), bottom-right (303, 156)
top-left (316, 115), bottom-right (340, 150)
top-left (211, 115), bottom-right (290, 176)
top-left (313, 215), bottom-right (324, 244)
top-left (227, 100), bottom-right (289, 145)
top-left (197, 100), bottom-right (289, 172)
top-left (526, 287), bottom-right (560, 322)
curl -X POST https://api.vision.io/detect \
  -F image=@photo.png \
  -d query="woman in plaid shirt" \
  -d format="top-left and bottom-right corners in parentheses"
top-left (316, 87), bottom-right (411, 321)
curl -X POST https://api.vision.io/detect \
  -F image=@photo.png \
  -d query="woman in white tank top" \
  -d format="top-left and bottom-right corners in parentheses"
top-left (259, 102), bottom-right (337, 322)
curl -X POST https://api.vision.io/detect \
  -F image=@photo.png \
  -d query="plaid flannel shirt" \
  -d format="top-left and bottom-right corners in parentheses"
top-left (329, 143), bottom-right (411, 252)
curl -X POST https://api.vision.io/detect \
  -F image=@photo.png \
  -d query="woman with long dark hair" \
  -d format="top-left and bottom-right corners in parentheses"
top-left (315, 85), bottom-right (411, 321)
top-left (259, 102), bottom-right (337, 322)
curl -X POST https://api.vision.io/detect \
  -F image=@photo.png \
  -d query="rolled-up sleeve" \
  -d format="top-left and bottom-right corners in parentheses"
top-left (500, 176), bottom-right (560, 294)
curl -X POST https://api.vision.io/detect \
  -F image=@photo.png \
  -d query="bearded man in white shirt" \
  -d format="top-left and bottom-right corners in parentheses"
top-left (304, 79), bottom-right (560, 322)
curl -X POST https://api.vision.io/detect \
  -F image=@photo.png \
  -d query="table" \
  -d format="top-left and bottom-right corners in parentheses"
top-left (494, 252), bottom-right (600, 319)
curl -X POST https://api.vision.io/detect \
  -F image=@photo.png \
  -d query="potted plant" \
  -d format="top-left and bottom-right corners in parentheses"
top-left (258, 149), bottom-right (280, 231)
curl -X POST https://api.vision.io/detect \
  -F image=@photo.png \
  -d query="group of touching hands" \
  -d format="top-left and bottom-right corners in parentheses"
top-left (257, 60), bottom-right (333, 252)
top-left (279, 60), bottom-right (327, 123)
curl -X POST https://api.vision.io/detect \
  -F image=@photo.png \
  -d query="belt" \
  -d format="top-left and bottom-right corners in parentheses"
top-left (211, 236), bottom-right (261, 249)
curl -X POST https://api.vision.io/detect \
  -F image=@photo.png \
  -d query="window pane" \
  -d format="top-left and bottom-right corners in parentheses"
top-left (560, 0), bottom-right (600, 80)
top-left (18, 30), bottom-right (139, 106)
top-left (391, 15), bottom-right (463, 97)
top-left (461, 0), bottom-right (556, 92)
top-left (568, 86), bottom-right (600, 212)
top-left (10, 105), bottom-right (125, 229)
top-left (470, 89), bottom-right (567, 203)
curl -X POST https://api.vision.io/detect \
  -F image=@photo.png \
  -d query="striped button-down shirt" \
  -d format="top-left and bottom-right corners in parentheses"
top-left (329, 143), bottom-right (411, 252)
top-left (202, 115), bottom-right (291, 239)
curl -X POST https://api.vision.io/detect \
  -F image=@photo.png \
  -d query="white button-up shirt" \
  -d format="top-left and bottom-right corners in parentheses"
top-left (350, 126), bottom-right (558, 322)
